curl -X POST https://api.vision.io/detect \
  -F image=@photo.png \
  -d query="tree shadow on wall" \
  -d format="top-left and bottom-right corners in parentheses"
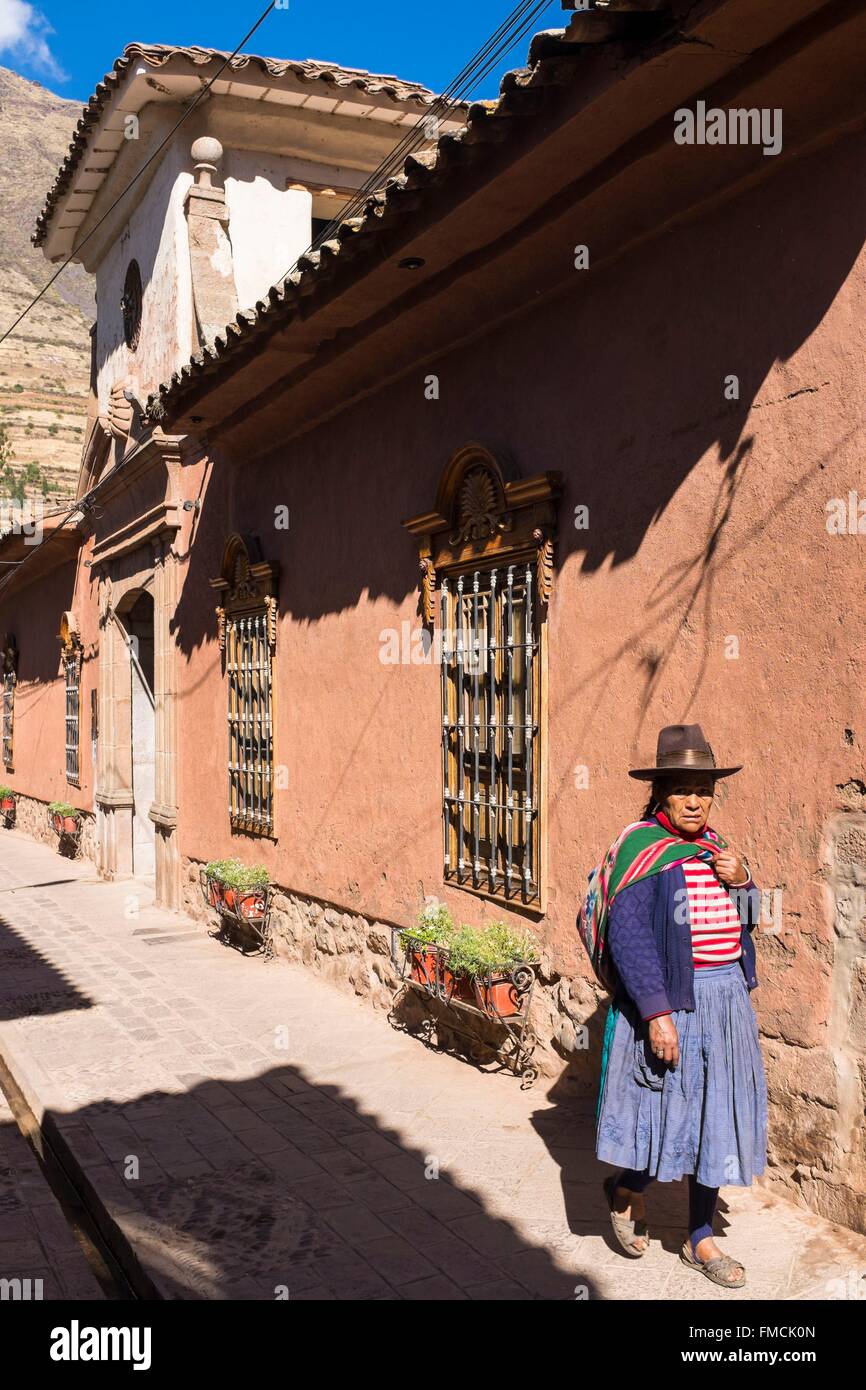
top-left (169, 127), bottom-right (866, 667)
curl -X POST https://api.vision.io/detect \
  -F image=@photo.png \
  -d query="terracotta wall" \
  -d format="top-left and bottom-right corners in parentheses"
top-left (2, 123), bottom-right (864, 1229)
top-left (174, 125), bottom-right (866, 1227)
top-left (0, 548), bottom-right (99, 815)
top-left (180, 125), bottom-right (864, 958)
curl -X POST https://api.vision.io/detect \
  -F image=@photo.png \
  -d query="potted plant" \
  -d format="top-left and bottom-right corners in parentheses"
top-left (224, 861), bottom-right (270, 921)
top-left (445, 921), bottom-right (539, 1019)
top-left (203, 858), bottom-right (270, 920)
top-left (399, 904), bottom-right (455, 990)
top-left (48, 801), bottom-right (81, 836)
top-left (470, 923), bottom-right (540, 1019)
top-left (0, 785), bottom-right (15, 816)
top-left (203, 858), bottom-right (232, 909)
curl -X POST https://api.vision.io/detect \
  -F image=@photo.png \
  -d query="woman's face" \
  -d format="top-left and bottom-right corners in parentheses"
top-left (658, 774), bottom-right (715, 833)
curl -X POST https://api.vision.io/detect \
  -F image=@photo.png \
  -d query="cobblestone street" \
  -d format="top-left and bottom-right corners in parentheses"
top-left (1, 829), bottom-right (864, 1302)
top-left (0, 1092), bottom-right (104, 1300)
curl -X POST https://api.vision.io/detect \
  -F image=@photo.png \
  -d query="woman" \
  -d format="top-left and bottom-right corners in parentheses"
top-left (594, 723), bottom-right (767, 1289)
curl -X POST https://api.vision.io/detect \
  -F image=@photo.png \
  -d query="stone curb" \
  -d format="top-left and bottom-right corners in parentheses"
top-left (0, 1024), bottom-right (162, 1302)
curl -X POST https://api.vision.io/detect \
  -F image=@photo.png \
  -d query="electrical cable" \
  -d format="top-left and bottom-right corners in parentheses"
top-left (0, 1), bottom-right (278, 349)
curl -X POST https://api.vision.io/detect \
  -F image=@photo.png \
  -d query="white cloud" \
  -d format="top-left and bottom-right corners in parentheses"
top-left (0, 0), bottom-right (66, 81)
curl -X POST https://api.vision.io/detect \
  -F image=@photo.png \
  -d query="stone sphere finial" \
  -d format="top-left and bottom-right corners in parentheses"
top-left (191, 135), bottom-right (224, 166)
top-left (190, 136), bottom-right (224, 190)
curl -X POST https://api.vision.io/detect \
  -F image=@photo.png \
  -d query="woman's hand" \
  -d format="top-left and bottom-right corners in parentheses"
top-left (712, 849), bottom-right (748, 886)
top-left (648, 1014), bottom-right (679, 1067)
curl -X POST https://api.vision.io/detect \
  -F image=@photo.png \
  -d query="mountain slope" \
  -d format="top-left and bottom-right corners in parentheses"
top-left (0, 65), bottom-right (94, 506)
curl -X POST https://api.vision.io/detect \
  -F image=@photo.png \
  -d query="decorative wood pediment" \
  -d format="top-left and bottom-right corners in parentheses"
top-left (209, 533), bottom-right (279, 652)
top-left (403, 444), bottom-right (561, 623)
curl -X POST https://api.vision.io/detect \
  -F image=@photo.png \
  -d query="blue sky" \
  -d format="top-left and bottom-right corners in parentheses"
top-left (0, 0), bottom-right (565, 102)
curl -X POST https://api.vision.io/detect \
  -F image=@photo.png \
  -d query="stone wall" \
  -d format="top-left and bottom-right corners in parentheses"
top-left (3, 793), bottom-right (97, 863)
top-left (180, 846), bottom-right (866, 1235)
top-left (787, 796), bottom-right (866, 1233)
top-left (181, 855), bottom-right (603, 1084)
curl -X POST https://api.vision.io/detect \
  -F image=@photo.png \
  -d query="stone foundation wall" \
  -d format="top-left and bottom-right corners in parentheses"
top-left (180, 856), bottom-right (603, 1083)
top-left (775, 803), bottom-right (866, 1233)
top-left (2, 794), bottom-right (97, 863)
top-left (181, 848), bottom-right (866, 1234)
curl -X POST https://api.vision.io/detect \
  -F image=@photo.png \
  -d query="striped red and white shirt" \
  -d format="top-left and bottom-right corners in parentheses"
top-left (682, 858), bottom-right (743, 967)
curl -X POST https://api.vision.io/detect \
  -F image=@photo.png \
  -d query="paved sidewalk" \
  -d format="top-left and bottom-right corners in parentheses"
top-left (0, 1092), bottom-right (105, 1300)
top-left (0, 829), bottom-right (864, 1301)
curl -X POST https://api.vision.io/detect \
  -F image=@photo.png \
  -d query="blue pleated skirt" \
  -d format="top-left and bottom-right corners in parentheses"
top-left (596, 962), bottom-right (768, 1188)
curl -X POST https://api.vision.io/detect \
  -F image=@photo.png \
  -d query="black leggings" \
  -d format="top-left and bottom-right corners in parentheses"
top-left (617, 1168), bottom-right (718, 1254)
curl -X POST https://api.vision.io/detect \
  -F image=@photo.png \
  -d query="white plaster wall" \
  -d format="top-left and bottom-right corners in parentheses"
top-left (95, 138), bottom-right (195, 413)
top-left (224, 150), bottom-right (312, 311)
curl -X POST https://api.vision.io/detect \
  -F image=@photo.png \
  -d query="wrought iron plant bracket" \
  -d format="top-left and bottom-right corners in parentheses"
top-left (200, 868), bottom-right (275, 962)
top-left (389, 928), bottom-right (539, 1088)
top-left (47, 808), bottom-right (82, 854)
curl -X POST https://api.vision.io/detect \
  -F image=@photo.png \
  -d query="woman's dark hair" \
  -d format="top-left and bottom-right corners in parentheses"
top-left (640, 776), bottom-right (669, 819)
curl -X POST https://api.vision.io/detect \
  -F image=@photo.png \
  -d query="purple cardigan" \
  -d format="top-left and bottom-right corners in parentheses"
top-left (607, 856), bottom-right (760, 1020)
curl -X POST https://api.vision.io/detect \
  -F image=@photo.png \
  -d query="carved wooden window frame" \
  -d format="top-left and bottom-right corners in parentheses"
top-left (210, 534), bottom-right (278, 837)
top-left (59, 613), bottom-right (83, 786)
top-left (404, 444), bottom-right (561, 909)
top-left (2, 633), bottom-right (18, 771)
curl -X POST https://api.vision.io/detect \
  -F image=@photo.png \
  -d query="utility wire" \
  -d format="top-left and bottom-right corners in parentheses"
top-left (280, 0), bottom-right (557, 280)
top-left (0, 0), bottom-right (562, 586)
top-left (0, 1), bottom-right (278, 348)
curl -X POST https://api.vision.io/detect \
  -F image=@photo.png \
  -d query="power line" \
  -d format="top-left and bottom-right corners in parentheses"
top-left (279, 0), bottom-right (556, 284)
top-left (0, 1), bottom-right (279, 349)
top-left (0, 0), bottom-right (559, 365)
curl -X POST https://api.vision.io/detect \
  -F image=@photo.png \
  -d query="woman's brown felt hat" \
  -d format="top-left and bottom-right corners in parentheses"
top-left (628, 724), bottom-right (742, 781)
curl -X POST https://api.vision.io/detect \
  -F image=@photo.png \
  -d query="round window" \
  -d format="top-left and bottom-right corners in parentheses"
top-left (121, 260), bottom-right (143, 351)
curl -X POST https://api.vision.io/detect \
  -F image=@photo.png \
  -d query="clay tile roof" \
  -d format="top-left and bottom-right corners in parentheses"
top-left (32, 41), bottom-right (444, 248)
top-left (146, 9), bottom-right (675, 421)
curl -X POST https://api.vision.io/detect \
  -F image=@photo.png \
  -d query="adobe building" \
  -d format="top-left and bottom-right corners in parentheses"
top-left (1, 0), bottom-right (865, 1234)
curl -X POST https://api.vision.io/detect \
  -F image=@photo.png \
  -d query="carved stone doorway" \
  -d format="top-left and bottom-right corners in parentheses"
top-left (95, 539), bottom-right (180, 910)
top-left (118, 591), bottom-right (156, 883)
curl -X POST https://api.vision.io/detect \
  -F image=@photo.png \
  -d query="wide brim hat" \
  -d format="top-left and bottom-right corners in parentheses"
top-left (628, 723), bottom-right (742, 781)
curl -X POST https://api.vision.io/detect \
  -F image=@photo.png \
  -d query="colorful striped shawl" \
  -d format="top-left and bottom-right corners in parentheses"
top-left (578, 818), bottom-right (726, 991)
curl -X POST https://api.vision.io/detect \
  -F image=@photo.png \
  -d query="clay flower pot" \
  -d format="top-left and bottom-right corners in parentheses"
top-left (0, 796), bottom-right (14, 814)
top-left (53, 812), bottom-right (79, 835)
top-left (408, 945), bottom-right (437, 989)
top-left (473, 974), bottom-right (521, 1020)
top-left (440, 963), bottom-right (474, 1004)
top-left (235, 888), bottom-right (267, 923)
top-left (204, 876), bottom-right (221, 909)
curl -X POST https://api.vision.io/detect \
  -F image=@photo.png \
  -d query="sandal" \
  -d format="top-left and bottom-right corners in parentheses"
top-left (603, 1174), bottom-right (650, 1258)
top-left (680, 1238), bottom-right (746, 1288)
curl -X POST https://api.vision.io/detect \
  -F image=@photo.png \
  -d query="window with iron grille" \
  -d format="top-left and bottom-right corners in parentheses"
top-left (226, 611), bottom-right (273, 835)
top-left (2, 671), bottom-right (14, 769)
top-left (439, 562), bottom-right (541, 904)
top-left (404, 444), bottom-right (560, 910)
top-left (65, 656), bottom-right (80, 784)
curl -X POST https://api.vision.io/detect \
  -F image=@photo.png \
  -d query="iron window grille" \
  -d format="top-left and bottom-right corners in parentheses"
top-left (226, 611), bottom-right (273, 835)
top-left (2, 671), bottom-right (14, 769)
top-left (65, 656), bottom-right (80, 784)
top-left (439, 562), bottom-right (540, 904)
